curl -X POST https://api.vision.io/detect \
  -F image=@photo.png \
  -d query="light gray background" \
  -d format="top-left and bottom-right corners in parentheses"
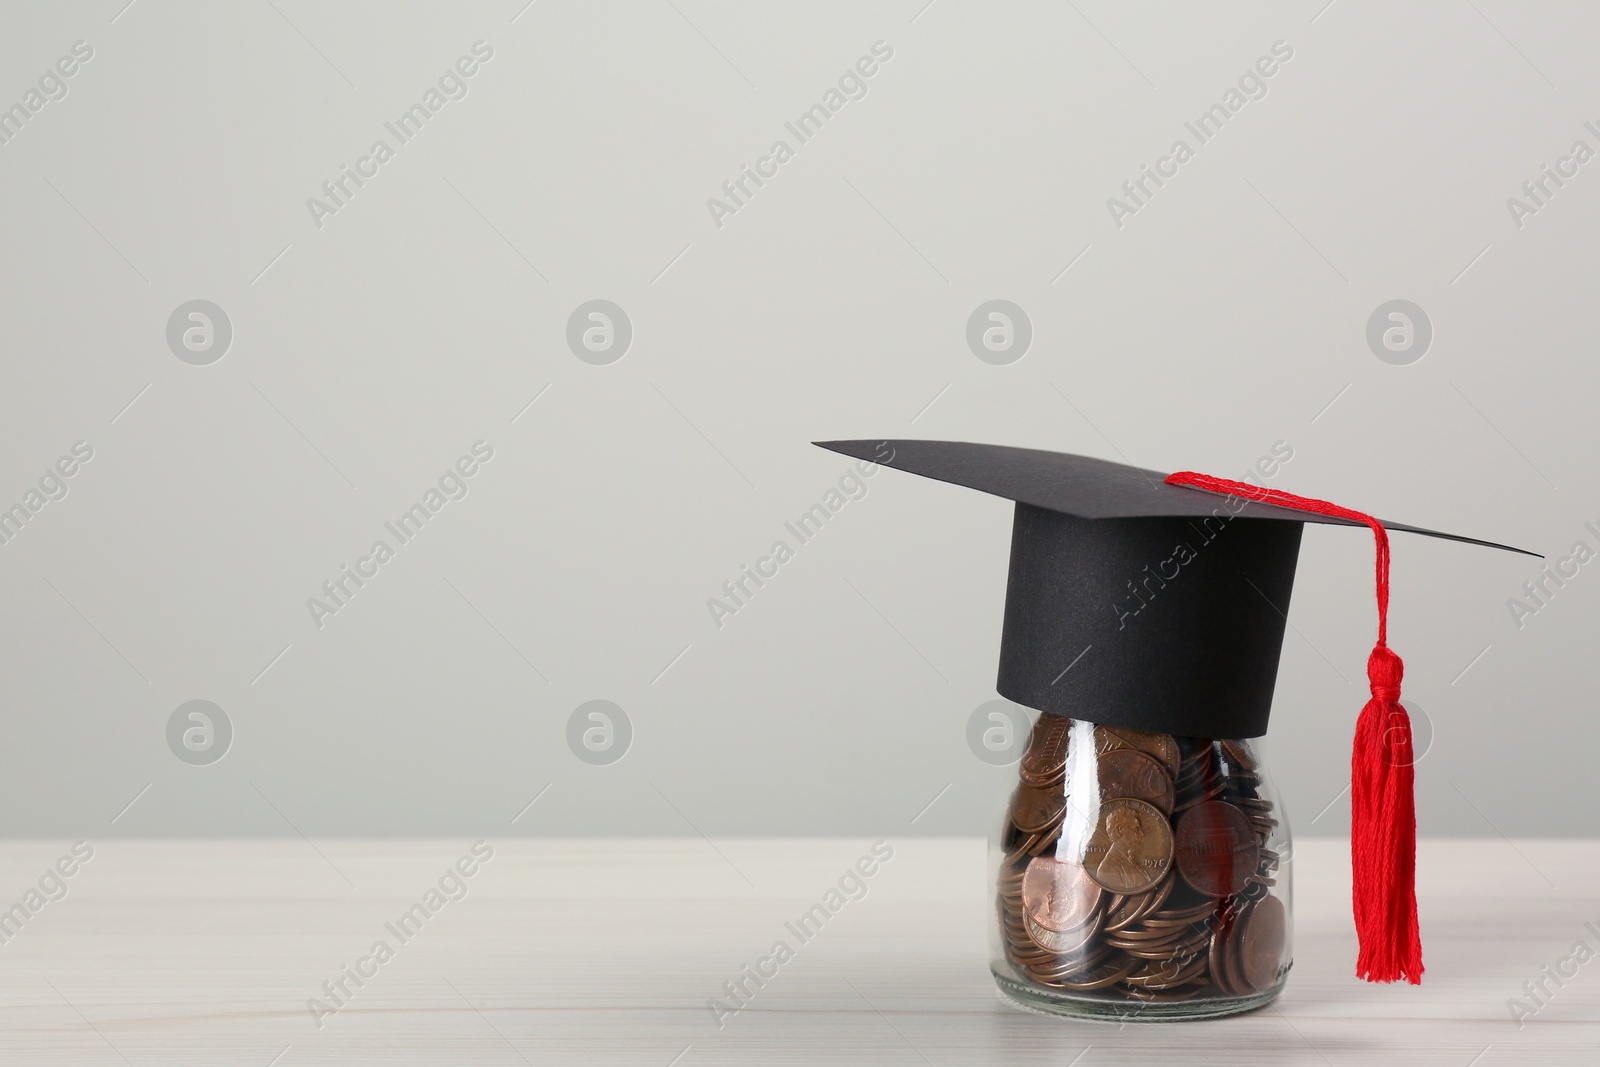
top-left (1, 0), bottom-right (1592, 839)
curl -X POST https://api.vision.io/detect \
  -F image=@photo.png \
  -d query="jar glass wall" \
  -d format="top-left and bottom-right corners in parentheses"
top-left (989, 713), bottom-right (1293, 1020)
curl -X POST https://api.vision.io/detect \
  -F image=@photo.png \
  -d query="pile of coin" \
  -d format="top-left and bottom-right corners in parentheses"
top-left (997, 714), bottom-right (1287, 1004)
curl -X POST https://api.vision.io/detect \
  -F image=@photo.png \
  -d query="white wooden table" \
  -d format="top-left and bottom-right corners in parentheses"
top-left (0, 838), bottom-right (1593, 1064)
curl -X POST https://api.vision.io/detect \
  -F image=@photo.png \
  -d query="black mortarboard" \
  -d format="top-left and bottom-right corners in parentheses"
top-left (813, 439), bottom-right (1532, 740)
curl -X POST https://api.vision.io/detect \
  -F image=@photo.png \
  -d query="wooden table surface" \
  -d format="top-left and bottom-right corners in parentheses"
top-left (0, 837), bottom-right (1594, 1065)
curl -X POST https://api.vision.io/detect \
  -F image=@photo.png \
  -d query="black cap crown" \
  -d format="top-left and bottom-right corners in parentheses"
top-left (815, 439), bottom-right (1532, 738)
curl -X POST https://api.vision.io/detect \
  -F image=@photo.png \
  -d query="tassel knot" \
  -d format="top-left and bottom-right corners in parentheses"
top-left (1367, 645), bottom-right (1404, 696)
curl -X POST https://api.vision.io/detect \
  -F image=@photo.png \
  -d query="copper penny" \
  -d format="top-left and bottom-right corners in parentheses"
top-left (1024, 912), bottom-right (1098, 955)
top-left (1021, 856), bottom-right (1101, 933)
top-left (1124, 930), bottom-right (1210, 965)
top-left (1142, 899), bottom-right (1215, 927)
top-left (1105, 926), bottom-right (1184, 951)
top-left (1020, 714), bottom-right (1072, 786)
top-left (1009, 785), bottom-right (1066, 833)
top-left (1103, 885), bottom-right (1150, 930)
top-left (1029, 942), bottom-right (1113, 980)
top-left (1096, 725), bottom-right (1180, 776)
top-left (1221, 738), bottom-right (1259, 772)
top-left (1239, 894), bottom-right (1287, 992)
top-left (1173, 775), bottom-right (1225, 812)
top-left (1108, 873), bottom-right (1174, 931)
top-left (1097, 748), bottom-right (1175, 815)
top-left (1174, 801), bottom-right (1260, 898)
top-left (1083, 798), bottom-right (1174, 895)
top-left (1226, 923), bottom-right (1250, 996)
top-left (1208, 928), bottom-right (1234, 996)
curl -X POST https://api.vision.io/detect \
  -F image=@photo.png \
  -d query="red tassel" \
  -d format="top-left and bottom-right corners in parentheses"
top-left (1164, 470), bottom-right (1423, 984)
top-left (1352, 646), bottom-right (1422, 982)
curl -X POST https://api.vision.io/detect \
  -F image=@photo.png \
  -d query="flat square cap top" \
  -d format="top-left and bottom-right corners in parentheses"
top-left (815, 439), bottom-right (1535, 556)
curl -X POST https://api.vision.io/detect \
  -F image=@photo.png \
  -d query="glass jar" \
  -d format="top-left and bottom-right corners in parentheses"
top-left (989, 713), bottom-right (1293, 1020)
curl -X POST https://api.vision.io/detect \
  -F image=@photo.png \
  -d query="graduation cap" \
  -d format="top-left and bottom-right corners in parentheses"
top-left (815, 438), bottom-right (1535, 985)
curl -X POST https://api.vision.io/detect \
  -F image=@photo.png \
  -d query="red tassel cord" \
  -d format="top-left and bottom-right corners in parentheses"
top-left (1164, 471), bottom-right (1423, 985)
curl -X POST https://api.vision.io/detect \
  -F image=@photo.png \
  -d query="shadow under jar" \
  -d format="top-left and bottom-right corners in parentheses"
top-left (990, 714), bottom-right (1292, 1021)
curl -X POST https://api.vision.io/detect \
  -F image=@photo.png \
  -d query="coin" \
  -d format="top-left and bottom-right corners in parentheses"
top-left (1096, 725), bottom-right (1180, 776)
top-left (1029, 941), bottom-right (1113, 980)
top-left (1021, 714), bottom-right (1072, 786)
top-left (1121, 936), bottom-right (1204, 961)
top-left (1023, 831), bottom-right (1057, 857)
top-left (1025, 912), bottom-right (1098, 954)
top-left (1174, 801), bottom-right (1260, 898)
top-left (1144, 877), bottom-right (1213, 913)
top-left (1108, 920), bottom-right (1193, 946)
top-left (1097, 748), bottom-right (1175, 815)
top-left (1021, 856), bottom-right (1101, 932)
top-left (1221, 738), bottom-right (1258, 772)
top-left (1105, 927), bottom-right (1183, 952)
top-left (1105, 874), bottom-right (1173, 932)
top-left (1010, 785), bottom-right (1066, 833)
top-left (1238, 894), bottom-right (1286, 992)
top-left (1102, 890), bottom-right (1144, 932)
top-left (1083, 798), bottom-right (1174, 895)
top-left (1123, 927), bottom-right (1211, 964)
top-left (1208, 912), bottom-right (1238, 996)
top-left (1173, 774), bottom-right (1225, 812)
top-left (1225, 924), bottom-right (1250, 996)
